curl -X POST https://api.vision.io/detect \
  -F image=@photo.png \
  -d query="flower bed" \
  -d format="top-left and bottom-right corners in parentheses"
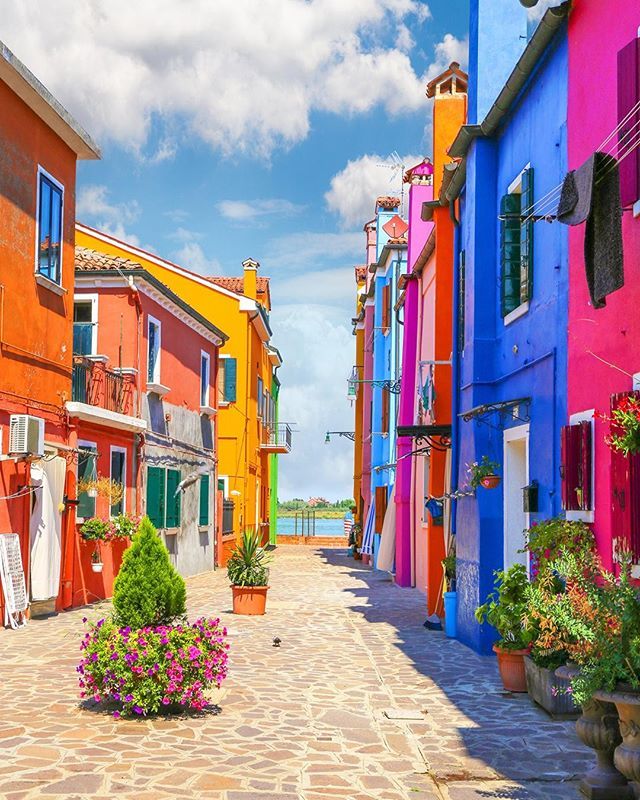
top-left (78, 617), bottom-right (229, 716)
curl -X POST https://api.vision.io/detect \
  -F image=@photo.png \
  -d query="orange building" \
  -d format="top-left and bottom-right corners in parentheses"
top-left (0, 41), bottom-right (99, 623)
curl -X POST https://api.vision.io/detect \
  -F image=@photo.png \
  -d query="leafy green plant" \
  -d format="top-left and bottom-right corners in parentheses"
top-left (475, 564), bottom-right (533, 650)
top-left (467, 456), bottom-right (500, 489)
top-left (227, 530), bottom-right (272, 587)
top-left (601, 396), bottom-right (640, 456)
top-left (78, 617), bottom-right (229, 716)
top-left (80, 517), bottom-right (110, 541)
top-left (442, 548), bottom-right (456, 591)
top-left (113, 516), bottom-right (186, 629)
top-left (524, 517), bottom-right (595, 577)
top-left (108, 514), bottom-right (139, 540)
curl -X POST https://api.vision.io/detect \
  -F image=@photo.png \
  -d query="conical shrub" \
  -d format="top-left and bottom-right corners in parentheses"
top-left (113, 516), bottom-right (186, 629)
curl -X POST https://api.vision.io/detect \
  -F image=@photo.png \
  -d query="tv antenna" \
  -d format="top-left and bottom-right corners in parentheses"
top-left (376, 151), bottom-right (406, 218)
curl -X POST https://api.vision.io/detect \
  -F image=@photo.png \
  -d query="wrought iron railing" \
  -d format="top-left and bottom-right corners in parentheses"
top-left (265, 423), bottom-right (292, 452)
top-left (71, 357), bottom-right (125, 413)
top-left (72, 358), bottom-right (91, 404)
top-left (104, 369), bottom-right (125, 413)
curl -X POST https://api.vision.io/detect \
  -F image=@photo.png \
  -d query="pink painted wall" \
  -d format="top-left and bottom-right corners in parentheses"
top-left (567, 4), bottom-right (640, 569)
top-left (360, 222), bottom-right (378, 530)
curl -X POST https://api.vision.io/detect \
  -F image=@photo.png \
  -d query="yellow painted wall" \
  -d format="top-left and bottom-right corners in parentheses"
top-left (75, 225), bottom-right (275, 545)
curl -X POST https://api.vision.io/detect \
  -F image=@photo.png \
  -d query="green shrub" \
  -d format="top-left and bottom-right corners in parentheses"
top-left (113, 516), bottom-right (186, 629)
top-left (227, 529), bottom-right (271, 587)
top-left (80, 517), bottom-right (110, 541)
top-left (475, 564), bottom-right (533, 650)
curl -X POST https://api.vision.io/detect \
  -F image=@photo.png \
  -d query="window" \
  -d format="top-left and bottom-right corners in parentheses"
top-left (110, 447), bottom-right (126, 516)
top-left (617, 35), bottom-right (640, 208)
top-left (218, 357), bottom-right (237, 403)
top-left (560, 419), bottom-right (592, 514)
top-left (147, 317), bottom-right (161, 384)
top-left (257, 376), bottom-right (264, 417)
top-left (458, 250), bottom-right (466, 352)
top-left (381, 284), bottom-right (391, 333)
top-left (500, 167), bottom-right (534, 320)
top-left (200, 351), bottom-right (211, 407)
top-left (77, 443), bottom-right (97, 519)
top-left (146, 466), bottom-right (181, 530)
top-left (610, 393), bottom-right (640, 563)
top-left (381, 389), bottom-right (390, 434)
top-left (73, 296), bottom-right (98, 355)
top-left (36, 169), bottom-right (63, 284)
top-left (199, 474), bottom-right (210, 526)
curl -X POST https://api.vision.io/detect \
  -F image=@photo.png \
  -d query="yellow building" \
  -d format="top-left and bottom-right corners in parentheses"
top-left (75, 224), bottom-right (291, 562)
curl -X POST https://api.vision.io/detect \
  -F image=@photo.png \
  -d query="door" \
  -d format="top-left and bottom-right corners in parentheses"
top-left (29, 456), bottom-right (66, 601)
top-left (503, 424), bottom-right (529, 571)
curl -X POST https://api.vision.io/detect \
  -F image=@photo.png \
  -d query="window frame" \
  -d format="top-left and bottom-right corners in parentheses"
top-left (73, 294), bottom-right (99, 356)
top-left (501, 164), bottom-right (533, 325)
top-left (147, 315), bottom-right (162, 385)
top-left (109, 445), bottom-right (127, 518)
top-left (35, 166), bottom-right (64, 286)
top-left (77, 440), bottom-right (98, 521)
top-left (200, 350), bottom-right (211, 407)
top-left (564, 410), bottom-right (595, 524)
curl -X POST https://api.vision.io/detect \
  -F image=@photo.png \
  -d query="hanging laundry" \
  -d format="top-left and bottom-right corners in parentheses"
top-left (557, 151), bottom-right (624, 308)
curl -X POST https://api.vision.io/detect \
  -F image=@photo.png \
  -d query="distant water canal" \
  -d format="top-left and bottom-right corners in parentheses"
top-left (277, 516), bottom-right (346, 536)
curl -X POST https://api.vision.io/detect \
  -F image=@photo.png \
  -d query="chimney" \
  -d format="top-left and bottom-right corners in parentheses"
top-left (242, 258), bottom-right (259, 301)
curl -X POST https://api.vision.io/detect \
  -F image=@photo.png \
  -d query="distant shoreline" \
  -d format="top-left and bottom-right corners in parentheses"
top-left (277, 510), bottom-right (347, 519)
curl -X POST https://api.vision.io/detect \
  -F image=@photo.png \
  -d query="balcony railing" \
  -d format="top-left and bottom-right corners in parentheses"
top-left (262, 423), bottom-right (292, 453)
top-left (72, 356), bottom-right (128, 414)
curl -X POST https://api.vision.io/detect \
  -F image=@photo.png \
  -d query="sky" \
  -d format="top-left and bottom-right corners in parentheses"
top-left (2, 0), bottom-right (469, 501)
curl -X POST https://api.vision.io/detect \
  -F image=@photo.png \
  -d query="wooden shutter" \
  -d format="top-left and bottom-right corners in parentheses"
top-left (199, 474), bottom-right (210, 526)
top-left (520, 167), bottom-right (534, 304)
top-left (578, 421), bottom-right (592, 511)
top-left (611, 392), bottom-right (640, 558)
top-left (500, 193), bottom-right (521, 317)
top-left (382, 285), bottom-right (391, 333)
top-left (165, 469), bottom-right (181, 528)
top-left (381, 389), bottom-right (390, 434)
top-left (375, 486), bottom-right (387, 533)
top-left (618, 37), bottom-right (640, 207)
top-left (146, 466), bottom-right (166, 529)
top-left (560, 425), bottom-right (580, 511)
top-left (224, 358), bottom-right (237, 402)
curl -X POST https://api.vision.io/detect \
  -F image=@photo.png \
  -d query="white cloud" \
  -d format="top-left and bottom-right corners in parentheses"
top-left (424, 33), bottom-right (469, 82)
top-left (325, 153), bottom-right (421, 228)
top-left (216, 198), bottom-right (304, 222)
top-left (264, 230), bottom-right (363, 271)
top-left (77, 184), bottom-right (141, 244)
top-left (272, 303), bottom-right (355, 499)
top-left (275, 266), bottom-right (355, 306)
top-left (170, 242), bottom-right (223, 275)
top-left (1, 0), bottom-right (435, 158)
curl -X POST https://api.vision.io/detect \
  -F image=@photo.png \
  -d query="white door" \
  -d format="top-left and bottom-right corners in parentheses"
top-left (503, 425), bottom-right (529, 572)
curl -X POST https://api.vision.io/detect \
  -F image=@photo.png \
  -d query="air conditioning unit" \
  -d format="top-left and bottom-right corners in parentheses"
top-left (9, 415), bottom-right (45, 457)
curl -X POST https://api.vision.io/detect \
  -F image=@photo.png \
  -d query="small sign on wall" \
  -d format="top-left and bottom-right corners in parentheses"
top-left (0, 533), bottom-right (28, 629)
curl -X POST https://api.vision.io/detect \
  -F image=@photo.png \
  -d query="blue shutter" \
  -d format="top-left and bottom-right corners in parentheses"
top-left (199, 474), bottom-right (210, 526)
top-left (146, 466), bottom-right (166, 529)
top-left (519, 168), bottom-right (534, 304)
top-left (224, 358), bottom-right (237, 402)
top-left (500, 193), bottom-right (521, 317)
top-left (166, 469), bottom-right (181, 528)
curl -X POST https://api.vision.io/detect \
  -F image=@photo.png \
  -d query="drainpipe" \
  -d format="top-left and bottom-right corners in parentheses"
top-left (450, 198), bottom-right (461, 534)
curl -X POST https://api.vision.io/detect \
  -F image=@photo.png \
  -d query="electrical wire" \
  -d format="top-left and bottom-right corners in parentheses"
top-left (0, 485), bottom-right (42, 502)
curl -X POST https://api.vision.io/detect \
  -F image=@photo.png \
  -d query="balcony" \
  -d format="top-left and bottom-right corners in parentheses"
top-left (67, 357), bottom-right (146, 433)
top-left (261, 423), bottom-right (292, 454)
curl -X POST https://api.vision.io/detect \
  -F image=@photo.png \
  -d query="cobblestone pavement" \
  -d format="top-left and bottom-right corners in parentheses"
top-left (0, 546), bottom-right (590, 800)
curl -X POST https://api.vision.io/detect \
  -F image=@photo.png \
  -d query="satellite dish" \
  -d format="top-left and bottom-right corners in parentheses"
top-left (519, 0), bottom-right (540, 7)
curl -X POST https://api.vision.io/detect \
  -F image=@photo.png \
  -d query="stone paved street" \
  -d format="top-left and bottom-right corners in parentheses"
top-left (0, 546), bottom-right (590, 800)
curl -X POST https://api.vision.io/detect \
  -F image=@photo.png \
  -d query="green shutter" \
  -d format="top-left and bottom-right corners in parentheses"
top-left (199, 474), bottom-right (210, 526)
top-left (520, 167), bottom-right (534, 304)
top-left (166, 469), bottom-right (181, 528)
top-left (500, 192), bottom-right (522, 317)
top-left (146, 466), bottom-right (166, 529)
top-left (224, 358), bottom-right (237, 402)
top-left (77, 447), bottom-right (97, 518)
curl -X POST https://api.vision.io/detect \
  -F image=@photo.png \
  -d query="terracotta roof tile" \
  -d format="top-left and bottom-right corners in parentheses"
top-left (376, 196), bottom-right (401, 210)
top-left (355, 266), bottom-right (367, 282)
top-left (426, 61), bottom-right (469, 98)
top-left (205, 276), bottom-right (270, 296)
top-left (75, 246), bottom-right (143, 271)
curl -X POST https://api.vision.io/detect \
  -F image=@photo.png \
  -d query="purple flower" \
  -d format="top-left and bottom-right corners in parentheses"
top-left (113, 711), bottom-right (121, 719)
top-left (133, 705), bottom-right (144, 715)
top-left (82, 617), bottom-right (87, 623)
top-left (110, 652), bottom-right (118, 661)
top-left (124, 694), bottom-right (133, 702)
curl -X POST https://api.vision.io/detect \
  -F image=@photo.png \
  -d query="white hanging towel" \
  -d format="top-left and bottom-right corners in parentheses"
top-left (376, 484), bottom-right (396, 572)
top-left (361, 498), bottom-right (376, 555)
top-left (29, 457), bottom-right (66, 601)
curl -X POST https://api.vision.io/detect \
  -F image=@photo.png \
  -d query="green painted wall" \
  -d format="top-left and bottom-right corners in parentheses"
top-left (269, 376), bottom-right (281, 544)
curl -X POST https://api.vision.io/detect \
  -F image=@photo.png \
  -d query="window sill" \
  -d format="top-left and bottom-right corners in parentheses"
top-left (566, 509), bottom-right (594, 524)
top-left (200, 405), bottom-right (217, 417)
top-left (503, 301), bottom-right (529, 326)
top-left (35, 273), bottom-right (67, 296)
top-left (147, 382), bottom-right (170, 396)
top-left (218, 401), bottom-right (232, 407)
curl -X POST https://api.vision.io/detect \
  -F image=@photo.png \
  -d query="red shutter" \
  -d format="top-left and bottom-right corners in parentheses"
top-left (617, 37), bottom-right (640, 207)
top-left (578, 421), bottom-right (592, 512)
top-left (375, 486), bottom-right (387, 534)
top-left (630, 452), bottom-right (640, 560)
top-left (611, 393), bottom-right (637, 553)
top-left (560, 425), bottom-right (570, 510)
top-left (560, 424), bottom-right (582, 511)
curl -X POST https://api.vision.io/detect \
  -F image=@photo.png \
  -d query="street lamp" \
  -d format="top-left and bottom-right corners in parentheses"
top-left (325, 431), bottom-right (356, 443)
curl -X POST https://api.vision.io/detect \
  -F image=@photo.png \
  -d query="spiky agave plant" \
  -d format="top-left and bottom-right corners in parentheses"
top-left (227, 529), bottom-right (272, 587)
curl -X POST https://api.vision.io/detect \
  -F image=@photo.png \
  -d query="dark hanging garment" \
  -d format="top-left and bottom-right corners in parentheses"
top-left (557, 151), bottom-right (624, 308)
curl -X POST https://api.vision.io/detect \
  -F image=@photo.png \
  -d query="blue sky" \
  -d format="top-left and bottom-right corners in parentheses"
top-left (4, 0), bottom-right (469, 500)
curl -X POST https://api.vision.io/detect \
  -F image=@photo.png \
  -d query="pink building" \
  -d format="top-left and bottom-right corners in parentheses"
top-left (564, 3), bottom-right (640, 570)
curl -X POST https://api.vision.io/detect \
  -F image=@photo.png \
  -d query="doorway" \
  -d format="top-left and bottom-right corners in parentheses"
top-left (503, 424), bottom-right (529, 572)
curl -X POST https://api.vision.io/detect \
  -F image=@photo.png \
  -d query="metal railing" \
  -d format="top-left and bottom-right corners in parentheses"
top-left (72, 358), bottom-right (91, 404)
top-left (72, 357), bottom-right (125, 413)
top-left (104, 369), bottom-right (125, 413)
top-left (265, 423), bottom-right (292, 452)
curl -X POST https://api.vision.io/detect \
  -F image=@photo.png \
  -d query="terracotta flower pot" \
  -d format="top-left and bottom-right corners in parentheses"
top-left (231, 585), bottom-right (269, 615)
top-left (481, 474), bottom-right (501, 490)
top-left (493, 645), bottom-right (528, 692)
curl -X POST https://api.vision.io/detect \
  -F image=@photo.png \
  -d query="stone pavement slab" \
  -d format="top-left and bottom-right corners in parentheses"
top-left (0, 546), bottom-right (589, 799)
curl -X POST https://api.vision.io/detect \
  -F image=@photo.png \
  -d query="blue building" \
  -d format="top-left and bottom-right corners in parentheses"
top-left (368, 197), bottom-right (407, 566)
top-left (445, 2), bottom-right (570, 652)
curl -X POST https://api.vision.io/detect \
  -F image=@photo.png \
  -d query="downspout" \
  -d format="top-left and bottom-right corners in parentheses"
top-left (244, 311), bottom-right (259, 535)
top-left (450, 198), bottom-right (461, 534)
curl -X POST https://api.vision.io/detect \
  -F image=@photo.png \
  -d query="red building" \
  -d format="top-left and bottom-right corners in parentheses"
top-left (73, 247), bottom-right (228, 603)
top-left (0, 41), bottom-right (99, 624)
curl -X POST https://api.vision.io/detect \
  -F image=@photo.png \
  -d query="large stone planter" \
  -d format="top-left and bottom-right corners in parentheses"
top-left (556, 668), bottom-right (632, 799)
top-left (599, 688), bottom-right (640, 787)
top-left (524, 656), bottom-right (579, 719)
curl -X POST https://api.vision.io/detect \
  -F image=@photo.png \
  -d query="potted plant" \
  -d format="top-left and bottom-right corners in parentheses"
top-left (352, 523), bottom-right (363, 560)
top-left (475, 563), bottom-right (532, 692)
top-left (227, 530), bottom-right (272, 615)
top-left (91, 547), bottom-right (103, 573)
top-left (442, 549), bottom-right (457, 638)
top-left (80, 517), bottom-right (110, 541)
top-left (468, 456), bottom-right (501, 490)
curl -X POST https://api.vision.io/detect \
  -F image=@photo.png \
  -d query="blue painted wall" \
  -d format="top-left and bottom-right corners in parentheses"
top-left (454, 26), bottom-right (568, 653)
